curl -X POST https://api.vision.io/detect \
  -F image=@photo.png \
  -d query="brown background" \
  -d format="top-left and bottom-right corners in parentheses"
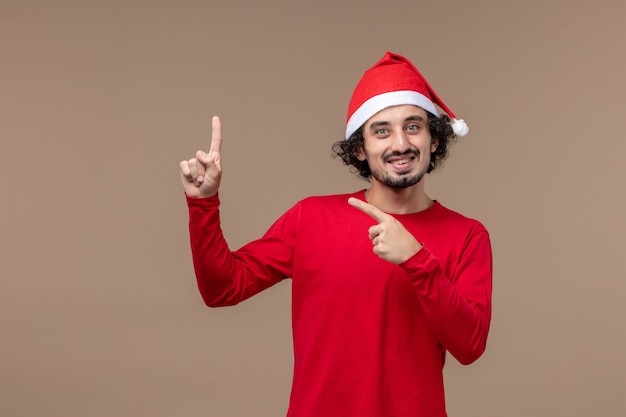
top-left (2, 0), bottom-right (625, 416)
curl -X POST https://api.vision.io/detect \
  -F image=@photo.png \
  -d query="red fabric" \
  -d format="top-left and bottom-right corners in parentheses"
top-left (347, 52), bottom-right (457, 123)
top-left (187, 190), bottom-right (492, 417)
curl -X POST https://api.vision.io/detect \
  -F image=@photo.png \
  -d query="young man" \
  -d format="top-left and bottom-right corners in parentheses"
top-left (179, 52), bottom-right (492, 417)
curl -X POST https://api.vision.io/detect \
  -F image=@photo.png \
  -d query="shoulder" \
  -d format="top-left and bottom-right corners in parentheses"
top-left (283, 191), bottom-right (366, 226)
top-left (430, 202), bottom-right (489, 236)
top-left (420, 203), bottom-right (492, 256)
top-left (297, 190), bottom-right (364, 210)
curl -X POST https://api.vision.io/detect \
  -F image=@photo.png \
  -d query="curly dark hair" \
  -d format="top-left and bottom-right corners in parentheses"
top-left (331, 112), bottom-right (457, 180)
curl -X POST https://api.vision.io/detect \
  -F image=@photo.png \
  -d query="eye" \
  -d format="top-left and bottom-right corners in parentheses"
top-left (406, 124), bottom-right (420, 132)
top-left (375, 128), bottom-right (389, 135)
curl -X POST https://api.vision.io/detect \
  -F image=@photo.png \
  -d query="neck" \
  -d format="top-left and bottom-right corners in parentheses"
top-left (364, 179), bottom-right (434, 214)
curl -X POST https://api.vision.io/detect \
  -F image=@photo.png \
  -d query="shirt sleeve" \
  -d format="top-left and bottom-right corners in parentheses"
top-left (400, 226), bottom-right (493, 365)
top-left (187, 194), bottom-right (298, 307)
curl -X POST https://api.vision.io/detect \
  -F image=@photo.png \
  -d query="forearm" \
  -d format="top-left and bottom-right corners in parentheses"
top-left (187, 194), bottom-right (292, 307)
top-left (402, 244), bottom-right (492, 365)
top-left (187, 194), bottom-right (240, 306)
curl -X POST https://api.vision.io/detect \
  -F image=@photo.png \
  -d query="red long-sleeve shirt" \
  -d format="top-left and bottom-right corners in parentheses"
top-left (187, 189), bottom-right (492, 417)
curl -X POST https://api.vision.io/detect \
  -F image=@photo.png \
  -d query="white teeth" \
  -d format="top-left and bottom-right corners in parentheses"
top-left (389, 158), bottom-right (410, 165)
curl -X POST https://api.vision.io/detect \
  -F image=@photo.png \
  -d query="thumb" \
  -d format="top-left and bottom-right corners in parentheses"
top-left (196, 150), bottom-right (217, 170)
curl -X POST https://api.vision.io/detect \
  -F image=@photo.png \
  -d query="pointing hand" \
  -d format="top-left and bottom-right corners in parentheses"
top-left (348, 197), bottom-right (422, 264)
top-left (180, 116), bottom-right (223, 198)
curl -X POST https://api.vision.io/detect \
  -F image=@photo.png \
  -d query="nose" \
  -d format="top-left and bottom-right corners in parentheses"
top-left (390, 130), bottom-right (410, 153)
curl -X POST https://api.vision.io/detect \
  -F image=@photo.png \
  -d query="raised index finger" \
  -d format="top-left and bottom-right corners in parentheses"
top-left (348, 197), bottom-right (389, 223)
top-left (209, 115), bottom-right (222, 154)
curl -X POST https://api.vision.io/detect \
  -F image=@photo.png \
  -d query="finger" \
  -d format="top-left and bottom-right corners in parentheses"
top-left (209, 115), bottom-right (222, 154)
top-left (348, 197), bottom-right (389, 223)
top-left (195, 151), bottom-right (207, 184)
top-left (368, 225), bottom-right (382, 240)
top-left (191, 157), bottom-right (208, 185)
top-left (179, 160), bottom-right (191, 179)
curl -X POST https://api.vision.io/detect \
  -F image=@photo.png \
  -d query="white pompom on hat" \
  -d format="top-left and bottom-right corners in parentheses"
top-left (345, 52), bottom-right (468, 140)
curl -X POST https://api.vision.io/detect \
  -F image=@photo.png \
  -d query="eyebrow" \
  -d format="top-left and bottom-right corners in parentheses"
top-left (368, 121), bottom-right (390, 130)
top-left (367, 115), bottom-right (426, 130)
top-left (405, 115), bottom-right (426, 123)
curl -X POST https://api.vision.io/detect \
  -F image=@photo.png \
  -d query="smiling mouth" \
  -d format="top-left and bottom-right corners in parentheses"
top-left (386, 151), bottom-right (418, 166)
top-left (388, 157), bottom-right (413, 165)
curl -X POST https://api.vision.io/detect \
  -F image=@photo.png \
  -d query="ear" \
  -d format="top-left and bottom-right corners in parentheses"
top-left (355, 144), bottom-right (366, 161)
top-left (430, 137), bottom-right (439, 153)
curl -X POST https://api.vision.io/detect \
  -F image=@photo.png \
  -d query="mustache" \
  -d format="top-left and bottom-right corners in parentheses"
top-left (383, 149), bottom-right (419, 161)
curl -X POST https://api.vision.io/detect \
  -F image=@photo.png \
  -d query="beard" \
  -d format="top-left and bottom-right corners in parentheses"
top-left (375, 170), bottom-right (426, 189)
top-left (370, 150), bottom-right (429, 189)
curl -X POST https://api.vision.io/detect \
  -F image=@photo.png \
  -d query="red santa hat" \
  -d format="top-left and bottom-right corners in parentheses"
top-left (345, 51), bottom-right (469, 140)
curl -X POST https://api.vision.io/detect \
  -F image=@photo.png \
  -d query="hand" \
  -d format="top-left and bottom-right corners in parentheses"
top-left (179, 116), bottom-right (223, 198)
top-left (348, 197), bottom-right (422, 264)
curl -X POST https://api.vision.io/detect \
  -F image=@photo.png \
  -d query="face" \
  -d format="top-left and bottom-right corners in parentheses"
top-left (358, 105), bottom-right (438, 189)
